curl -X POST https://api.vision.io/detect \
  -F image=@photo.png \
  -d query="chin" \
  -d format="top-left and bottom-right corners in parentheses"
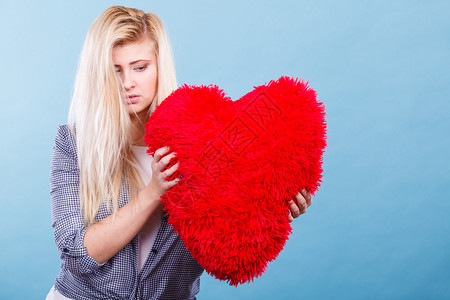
top-left (129, 106), bottom-right (151, 120)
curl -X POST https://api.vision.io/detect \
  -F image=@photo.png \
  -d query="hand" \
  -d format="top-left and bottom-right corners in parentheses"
top-left (148, 146), bottom-right (180, 198)
top-left (288, 189), bottom-right (312, 222)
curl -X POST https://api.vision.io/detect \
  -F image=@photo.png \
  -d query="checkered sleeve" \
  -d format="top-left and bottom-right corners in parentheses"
top-left (49, 125), bottom-right (105, 275)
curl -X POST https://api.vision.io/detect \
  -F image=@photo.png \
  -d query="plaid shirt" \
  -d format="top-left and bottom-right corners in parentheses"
top-left (50, 125), bottom-right (204, 300)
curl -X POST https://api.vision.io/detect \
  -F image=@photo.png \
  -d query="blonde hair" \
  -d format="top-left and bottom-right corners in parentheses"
top-left (68, 6), bottom-right (177, 226)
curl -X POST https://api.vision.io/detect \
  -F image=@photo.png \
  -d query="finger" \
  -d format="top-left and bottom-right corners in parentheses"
top-left (288, 200), bottom-right (300, 218)
top-left (165, 177), bottom-right (180, 189)
top-left (153, 146), bottom-right (171, 163)
top-left (159, 152), bottom-right (177, 168)
top-left (301, 189), bottom-right (312, 207)
top-left (162, 162), bottom-right (179, 178)
top-left (288, 210), bottom-right (294, 222)
top-left (295, 192), bottom-right (308, 214)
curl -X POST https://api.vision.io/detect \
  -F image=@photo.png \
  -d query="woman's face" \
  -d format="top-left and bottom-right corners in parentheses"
top-left (112, 39), bottom-right (158, 117)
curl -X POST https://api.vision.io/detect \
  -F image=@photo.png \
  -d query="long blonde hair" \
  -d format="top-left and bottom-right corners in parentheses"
top-left (68, 6), bottom-right (177, 226)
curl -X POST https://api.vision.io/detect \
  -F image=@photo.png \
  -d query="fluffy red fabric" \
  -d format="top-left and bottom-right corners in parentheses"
top-left (144, 76), bottom-right (326, 286)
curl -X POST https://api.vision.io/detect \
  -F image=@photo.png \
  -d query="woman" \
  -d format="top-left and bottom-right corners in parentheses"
top-left (47, 5), bottom-right (311, 300)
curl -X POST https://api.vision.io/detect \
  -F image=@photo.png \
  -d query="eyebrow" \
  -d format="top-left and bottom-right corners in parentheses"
top-left (114, 59), bottom-right (151, 67)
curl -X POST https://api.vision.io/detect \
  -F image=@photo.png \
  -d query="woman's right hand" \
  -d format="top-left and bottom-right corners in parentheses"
top-left (83, 145), bottom-right (179, 264)
top-left (147, 146), bottom-right (180, 198)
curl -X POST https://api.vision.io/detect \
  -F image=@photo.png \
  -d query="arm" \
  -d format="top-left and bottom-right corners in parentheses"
top-left (83, 146), bottom-right (179, 263)
top-left (50, 126), bottom-right (179, 274)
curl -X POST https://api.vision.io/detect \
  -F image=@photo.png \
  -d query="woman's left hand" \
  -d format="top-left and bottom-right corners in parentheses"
top-left (288, 189), bottom-right (312, 222)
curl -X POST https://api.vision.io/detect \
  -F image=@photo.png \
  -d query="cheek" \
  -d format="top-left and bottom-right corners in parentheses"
top-left (146, 70), bottom-right (158, 90)
top-left (148, 72), bottom-right (158, 99)
top-left (137, 71), bottom-right (158, 95)
top-left (152, 71), bottom-right (158, 89)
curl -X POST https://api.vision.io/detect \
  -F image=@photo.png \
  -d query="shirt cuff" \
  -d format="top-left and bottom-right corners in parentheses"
top-left (61, 226), bottom-right (106, 275)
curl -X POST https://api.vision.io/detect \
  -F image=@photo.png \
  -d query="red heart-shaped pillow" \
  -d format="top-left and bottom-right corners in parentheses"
top-left (144, 76), bottom-right (326, 285)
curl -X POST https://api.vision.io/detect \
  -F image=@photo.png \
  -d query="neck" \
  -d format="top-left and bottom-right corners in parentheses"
top-left (130, 111), bottom-right (148, 146)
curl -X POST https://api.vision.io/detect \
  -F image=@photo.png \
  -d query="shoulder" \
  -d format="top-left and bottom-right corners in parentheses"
top-left (55, 124), bottom-right (75, 140)
top-left (53, 124), bottom-right (77, 157)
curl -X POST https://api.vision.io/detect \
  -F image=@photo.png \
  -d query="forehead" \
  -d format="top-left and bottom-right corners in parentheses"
top-left (112, 39), bottom-right (156, 63)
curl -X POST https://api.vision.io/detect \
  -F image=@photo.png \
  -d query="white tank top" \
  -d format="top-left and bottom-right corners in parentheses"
top-left (131, 145), bottom-right (163, 274)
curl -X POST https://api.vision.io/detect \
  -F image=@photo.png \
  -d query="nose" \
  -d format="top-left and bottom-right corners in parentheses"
top-left (122, 71), bottom-right (135, 90)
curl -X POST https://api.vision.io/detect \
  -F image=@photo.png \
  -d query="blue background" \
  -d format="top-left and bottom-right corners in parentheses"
top-left (1, 0), bottom-right (449, 299)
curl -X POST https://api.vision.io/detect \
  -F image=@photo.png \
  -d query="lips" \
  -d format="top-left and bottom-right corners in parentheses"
top-left (126, 94), bottom-right (139, 104)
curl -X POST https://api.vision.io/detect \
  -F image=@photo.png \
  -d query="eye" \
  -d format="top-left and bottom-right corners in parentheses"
top-left (115, 68), bottom-right (122, 74)
top-left (133, 65), bottom-right (148, 72)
